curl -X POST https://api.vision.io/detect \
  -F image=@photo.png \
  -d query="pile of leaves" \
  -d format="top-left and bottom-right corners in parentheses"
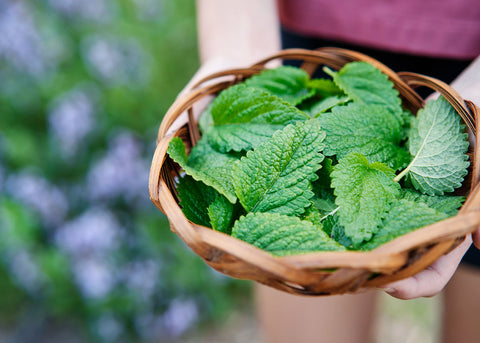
top-left (167, 62), bottom-right (469, 255)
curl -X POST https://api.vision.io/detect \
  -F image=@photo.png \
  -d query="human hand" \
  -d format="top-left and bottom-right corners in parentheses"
top-left (384, 65), bottom-right (480, 299)
top-left (381, 235), bottom-right (473, 299)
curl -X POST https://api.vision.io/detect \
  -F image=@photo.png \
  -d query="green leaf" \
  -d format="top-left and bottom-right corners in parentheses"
top-left (361, 200), bottom-right (448, 250)
top-left (321, 212), bottom-right (336, 236)
top-left (302, 205), bottom-right (325, 228)
top-left (395, 97), bottom-right (470, 195)
top-left (198, 102), bottom-right (213, 134)
top-left (308, 78), bottom-right (345, 98)
top-left (312, 195), bottom-right (338, 216)
top-left (177, 175), bottom-right (241, 233)
top-left (177, 175), bottom-right (219, 227)
top-left (206, 123), bottom-right (284, 154)
top-left (399, 188), bottom-right (465, 216)
top-left (206, 84), bottom-right (309, 152)
top-left (207, 195), bottom-right (237, 234)
top-left (167, 137), bottom-right (237, 203)
top-left (318, 103), bottom-right (410, 170)
top-left (331, 153), bottom-right (401, 245)
top-left (231, 212), bottom-right (346, 256)
top-left (310, 156), bottom-right (338, 216)
top-left (308, 95), bottom-right (349, 117)
top-left (326, 62), bottom-right (403, 117)
top-left (400, 109), bottom-right (415, 140)
top-left (244, 66), bottom-right (315, 105)
top-left (188, 136), bottom-right (240, 169)
top-left (232, 120), bottom-right (325, 216)
top-left (312, 157), bottom-right (334, 194)
top-left (325, 215), bottom-right (354, 248)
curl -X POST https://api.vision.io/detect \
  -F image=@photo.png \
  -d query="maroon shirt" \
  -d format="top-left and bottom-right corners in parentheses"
top-left (277, 0), bottom-right (480, 59)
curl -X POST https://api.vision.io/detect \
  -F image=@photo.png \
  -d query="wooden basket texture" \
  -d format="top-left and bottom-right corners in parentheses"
top-left (149, 48), bottom-right (480, 296)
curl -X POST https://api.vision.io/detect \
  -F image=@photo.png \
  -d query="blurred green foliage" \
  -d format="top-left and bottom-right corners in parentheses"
top-left (0, 0), bottom-right (250, 342)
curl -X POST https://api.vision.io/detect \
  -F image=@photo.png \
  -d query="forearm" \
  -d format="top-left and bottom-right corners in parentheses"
top-left (196, 0), bottom-right (281, 70)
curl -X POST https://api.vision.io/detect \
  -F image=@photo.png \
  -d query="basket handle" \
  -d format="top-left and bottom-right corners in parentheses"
top-left (250, 48), bottom-right (349, 70)
top-left (467, 100), bottom-right (480, 187)
top-left (190, 67), bottom-right (264, 91)
top-left (398, 72), bottom-right (476, 135)
top-left (249, 47), bottom-right (427, 114)
top-left (317, 47), bottom-right (427, 112)
top-left (149, 135), bottom-right (173, 214)
top-left (149, 134), bottom-right (210, 252)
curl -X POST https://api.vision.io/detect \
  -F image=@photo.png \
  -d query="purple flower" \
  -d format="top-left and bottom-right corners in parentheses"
top-left (72, 256), bottom-right (116, 299)
top-left (162, 298), bottom-right (199, 337)
top-left (0, 2), bottom-right (63, 77)
top-left (48, 0), bottom-right (115, 23)
top-left (48, 85), bottom-right (98, 158)
top-left (134, 298), bottom-right (199, 340)
top-left (120, 259), bottom-right (160, 301)
top-left (5, 171), bottom-right (68, 228)
top-left (5, 249), bottom-right (45, 294)
top-left (55, 209), bottom-right (123, 299)
top-left (86, 131), bottom-right (150, 203)
top-left (55, 208), bottom-right (122, 257)
top-left (81, 34), bottom-right (151, 87)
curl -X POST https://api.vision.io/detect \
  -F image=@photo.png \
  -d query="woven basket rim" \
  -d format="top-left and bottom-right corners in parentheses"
top-left (149, 47), bottom-right (480, 295)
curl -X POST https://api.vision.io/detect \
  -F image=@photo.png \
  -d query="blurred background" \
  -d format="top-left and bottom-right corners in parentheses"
top-left (0, 1), bottom-right (442, 342)
top-left (0, 0), bottom-right (251, 342)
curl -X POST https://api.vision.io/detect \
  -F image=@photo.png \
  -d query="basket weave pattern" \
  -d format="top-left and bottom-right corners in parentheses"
top-left (149, 48), bottom-right (480, 296)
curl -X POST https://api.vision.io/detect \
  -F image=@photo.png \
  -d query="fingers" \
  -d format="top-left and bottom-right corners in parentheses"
top-left (381, 236), bottom-right (472, 300)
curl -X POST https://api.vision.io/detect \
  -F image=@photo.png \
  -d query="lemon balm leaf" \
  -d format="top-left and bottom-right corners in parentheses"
top-left (331, 153), bottom-right (400, 245)
top-left (244, 66), bottom-right (315, 105)
top-left (361, 200), bottom-right (448, 250)
top-left (198, 102), bottom-right (213, 135)
top-left (176, 175), bottom-right (219, 228)
top-left (167, 137), bottom-right (237, 203)
top-left (232, 120), bottom-right (325, 216)
top-left (206, 123), bottom-right (285, 153)
top-left (206, 84), bottom-right (309, 152)
top-left (325, 62), bottom-right (403, 118)
top-left (308, 78), bottom-right (345, 98)
top-left (309, 95), bottom-right (350, 117)
top-left (395, 97), bottom-right (470, 195)
top-left (177, 175), bottom-right (239, 233)
top-left (399, 188), bottom-right (465, 216)
top-left (325, 215), bottom-right (354, 249)
top-left (231, 213), bottom-right (346, 256)
top-left (318, 103), bottom-right (410, 170)
top-left (207, 195), bottom-right (237, 234)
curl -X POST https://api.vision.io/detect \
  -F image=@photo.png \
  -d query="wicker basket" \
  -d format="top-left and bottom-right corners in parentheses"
top-left (149, 48), bottom-right (480, 296)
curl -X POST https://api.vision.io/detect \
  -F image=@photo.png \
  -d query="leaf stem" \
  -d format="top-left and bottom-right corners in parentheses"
top-left (323, 66), bottom-right (336, 78)
top-left (393, 164), bottom-right (411, 182)
top-left (320, 206), bottom-right (340, 221)
top-left (394, 110), bottom-right (438, 183)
